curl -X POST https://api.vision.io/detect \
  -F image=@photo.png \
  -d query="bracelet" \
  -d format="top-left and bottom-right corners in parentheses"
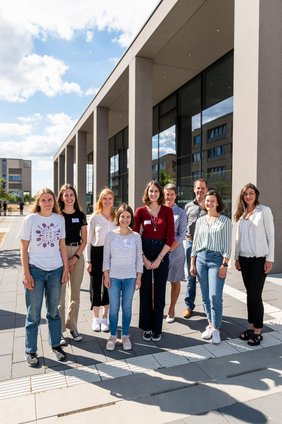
top-left (74, 253), bottom-right (80, 260)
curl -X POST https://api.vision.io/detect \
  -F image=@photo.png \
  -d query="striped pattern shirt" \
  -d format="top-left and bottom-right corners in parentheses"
top-left (191, 214), bottom-right (232, 259)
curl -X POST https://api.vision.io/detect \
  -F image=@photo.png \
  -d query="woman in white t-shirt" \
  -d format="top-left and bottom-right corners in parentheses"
top-left (18, 188), bottom-right (69, 367)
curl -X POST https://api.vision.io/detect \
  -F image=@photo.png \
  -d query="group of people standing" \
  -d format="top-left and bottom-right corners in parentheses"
top-left (18, 178), bottom-right (274, 367)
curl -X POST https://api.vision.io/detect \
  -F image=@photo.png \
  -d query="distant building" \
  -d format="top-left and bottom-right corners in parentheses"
top-left (0, 158), bottom-right (32, 199)
top-left (53, 0), bottom-right (282, 272)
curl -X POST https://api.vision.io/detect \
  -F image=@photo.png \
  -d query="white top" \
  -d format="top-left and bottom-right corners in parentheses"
top-left (238, 219), bottom-right (255, 257)
top-left (103, 231), bottom-right (143, 279)
top-left (86, 213), bottom-right (116, 261)
top-left (18, 213), bottom-right (65, 271)
top-left (191, 214), bottom-right (232, 259)
top-left (235, 204), bottom-right (275, 262)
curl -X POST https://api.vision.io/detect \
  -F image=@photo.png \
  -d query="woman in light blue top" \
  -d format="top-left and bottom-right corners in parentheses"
top-left (103, 204), bottom-right (143, 351)
top-left (190, 190), bottom-right (231, 345)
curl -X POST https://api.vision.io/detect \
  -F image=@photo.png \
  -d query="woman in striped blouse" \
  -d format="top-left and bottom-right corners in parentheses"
top-left (190, 190), bottom-right (231, 344)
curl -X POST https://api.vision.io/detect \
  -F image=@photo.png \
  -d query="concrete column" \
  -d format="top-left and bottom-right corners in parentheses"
top-left (65, 144), bottom-right (74, 185)
top-left (76, 131), bottom-right (87, 212)
top-left (53, 160), bottom-right (58, 195)
top-left (233, 0), bottom-right (282, 272)
top-left (128, 57), bottom-right (153, 209)
top-left (93, 107), bottom-right (109, 203)
top-left (58, 155), bottom-right (65, 192)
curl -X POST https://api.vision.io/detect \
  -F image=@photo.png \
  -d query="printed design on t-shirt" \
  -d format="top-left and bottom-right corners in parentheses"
top-left (35, 223), bottom-right (60, 247)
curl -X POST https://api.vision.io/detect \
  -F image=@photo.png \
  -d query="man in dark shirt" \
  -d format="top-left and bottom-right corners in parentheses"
top-left (183, 179), bottom-right (208, 318)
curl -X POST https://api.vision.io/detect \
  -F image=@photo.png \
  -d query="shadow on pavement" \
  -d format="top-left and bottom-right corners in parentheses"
top-left (0, 249), bottom-right (21, 268)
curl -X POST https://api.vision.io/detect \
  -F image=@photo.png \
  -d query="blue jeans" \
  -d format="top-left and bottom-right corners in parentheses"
top-left (108, 278), bottom-right (136, 336)
top-left (196, 250), bottom-right (225, 329)
top-left (184, 240), bottom-right (197, 311)
top-left (25, 265), bottom-right (63, 353)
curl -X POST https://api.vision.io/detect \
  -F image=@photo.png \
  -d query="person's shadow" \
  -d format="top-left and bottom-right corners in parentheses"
top-left (0, 249), bottom-right (21, 268)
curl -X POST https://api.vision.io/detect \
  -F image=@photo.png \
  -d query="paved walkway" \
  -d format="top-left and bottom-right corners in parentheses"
top-left (1, 213), bottom-right (282, 423)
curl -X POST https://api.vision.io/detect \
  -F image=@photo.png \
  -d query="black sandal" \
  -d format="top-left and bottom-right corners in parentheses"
top-left (247, 333), bottom-right (263, 346)
top-left (239, 329), bottom-right (254, 340)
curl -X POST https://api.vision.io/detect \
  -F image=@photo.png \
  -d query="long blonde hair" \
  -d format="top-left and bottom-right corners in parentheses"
top-left (94, 187), bottom-right (115, 220)
top-left (31, 188), bottom-right (59, 214)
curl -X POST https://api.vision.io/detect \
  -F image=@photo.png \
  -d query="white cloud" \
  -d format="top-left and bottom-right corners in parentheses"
top-left (86, 30), bottom-right (94, 43)
top-left (0, 112), bottom-right (77, 194)
top-left (84, 87), bottom-right (100, 97)
top-left (0, 123), bottom-right (32, 137)
top-left (0, 0), bottom-right (160, 102)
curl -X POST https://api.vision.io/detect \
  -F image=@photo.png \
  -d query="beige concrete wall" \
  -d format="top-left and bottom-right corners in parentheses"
top-left (128, 57), bottom-right (153, 209)
top-left (233, 0), bottom-right (282, 272)
top-left (93, 107), bottom-right (109, 203)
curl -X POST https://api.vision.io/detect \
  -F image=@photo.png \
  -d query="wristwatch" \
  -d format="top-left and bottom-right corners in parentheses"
top-left (222, 262), bottom-right (228, 267)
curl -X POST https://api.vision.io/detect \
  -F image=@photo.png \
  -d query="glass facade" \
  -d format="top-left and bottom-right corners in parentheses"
top-left (108, 127), bottom-right (128, 205)
top-left (86, 152), bottom-right (93, 214)
top-left (153, 51), bottom-right (233, 215)
top-left (87, 51), bottom-right (233, 214)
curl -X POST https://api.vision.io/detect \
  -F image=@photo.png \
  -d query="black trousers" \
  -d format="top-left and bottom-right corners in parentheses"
top-left (239, 256), bottom-right (266, 329)
top-left (89, 246), bottom-right (109, 308)
top-left (139, 238), bottom-right (169, 334)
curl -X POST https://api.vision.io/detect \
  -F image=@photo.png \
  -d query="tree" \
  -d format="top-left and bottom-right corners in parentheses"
top-left (0, 178), bottom-right (9, 200)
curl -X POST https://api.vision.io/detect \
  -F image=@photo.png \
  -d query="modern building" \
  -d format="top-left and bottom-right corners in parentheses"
top-left (53, 0), bottom-right (282, 272)
top-left (0, 158), bottom-right (32, 200)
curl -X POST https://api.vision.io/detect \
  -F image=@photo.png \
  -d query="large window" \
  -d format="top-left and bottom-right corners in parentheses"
top-left (153, 51), bottom-right (233, 213)
top-left (86, 152), bottom-right (93, 214)
top-left (152, 95), bottom-right (177, 185)
top-left (108, 127), bottom-right (128, 205)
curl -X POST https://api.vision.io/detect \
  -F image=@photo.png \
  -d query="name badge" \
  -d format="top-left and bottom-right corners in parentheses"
top-left (144, 220), bottom-right (151, 225)
top-left (72, 218), bottom-right (80, 223)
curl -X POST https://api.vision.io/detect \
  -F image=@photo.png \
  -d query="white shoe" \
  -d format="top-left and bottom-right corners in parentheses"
top-left (60, 334), bottom-right (67, 346)
top-left (201, 325), bottom-right (213, 340)
top-left (122, 335), bottom-right (132, 350)
top-left (92, 317), bottom-right (100, 332)
top-left (212, 328), bottom-right (221, 344)
top-left (101, 318), bottom-right (109, 332)
top-left (166, 315), bottom-right (175, 323)
top-left (106, 336), bottom-right (117, 351)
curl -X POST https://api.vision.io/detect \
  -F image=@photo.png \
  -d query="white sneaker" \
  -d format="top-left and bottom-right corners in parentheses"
top-left (101, 318), bottom-right (109, 332)
top-left (122, 335), bottom-right (132, 350)
top-left (202, 325), bottom-right (213, 340)
top-left (60, 334), bottom-right (67, 346)
top-left (106, 336), bottom-right (117, 351)
top-left (92, 317), bottom-right (100, 332)
top-left (212, 328), bottom-right (221, 344)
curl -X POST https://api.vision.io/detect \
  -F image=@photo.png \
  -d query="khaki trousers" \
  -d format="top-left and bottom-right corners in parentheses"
top-left (59, 245), bottom-right (84, 332)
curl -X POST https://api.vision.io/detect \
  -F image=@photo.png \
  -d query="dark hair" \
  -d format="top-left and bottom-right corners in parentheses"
top-left (205, 190), bottom-right (225, 213)
top-left (142, 180), bottom-right (164, 206)
top-left (115, 203), bottom-right (134, 228)
top-left (58, 184), bottom-right (81, 212)
top-left (234, 183), bottom-right (260, 221)
top-left (194, 178), bottom-right (208, 188)
top-left (31, 188), bottom-right (59, 214)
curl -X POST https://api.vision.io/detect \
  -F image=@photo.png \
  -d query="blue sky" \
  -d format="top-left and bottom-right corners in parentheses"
top-left (0, 0), bottom-right (160, 194)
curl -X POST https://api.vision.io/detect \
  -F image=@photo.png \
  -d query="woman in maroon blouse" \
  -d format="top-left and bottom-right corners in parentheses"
top-left (134, 180), bottom-right (175, 342)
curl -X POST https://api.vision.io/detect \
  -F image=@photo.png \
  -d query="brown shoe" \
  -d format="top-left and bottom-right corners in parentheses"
top-left (183, 308), bottom-right (192, 319)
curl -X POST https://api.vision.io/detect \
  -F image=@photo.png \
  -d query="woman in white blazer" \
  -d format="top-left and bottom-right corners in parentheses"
top-left (234, 183), bottom-right (274, 346)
